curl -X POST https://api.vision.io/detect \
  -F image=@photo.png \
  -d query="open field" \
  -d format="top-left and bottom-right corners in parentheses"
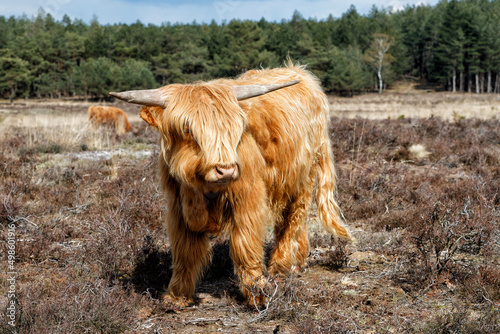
top-left (1, 93), bottom-right (499, 333)
top-left (329, 91), bottom-right (500, 120)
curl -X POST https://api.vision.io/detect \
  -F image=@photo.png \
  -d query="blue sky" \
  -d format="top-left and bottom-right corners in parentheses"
top-left (1, 0), bottom-right (439, 25)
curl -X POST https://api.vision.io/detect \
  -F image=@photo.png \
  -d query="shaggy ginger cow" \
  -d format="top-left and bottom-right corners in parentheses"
top-left (110, 62), bottom-right (352, 306)
top-left (88, 106), bottom-right (132, 134)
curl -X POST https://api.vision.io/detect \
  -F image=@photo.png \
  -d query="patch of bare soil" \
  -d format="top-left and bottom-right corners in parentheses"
top-left (0, 93), bottom-right (499, 333)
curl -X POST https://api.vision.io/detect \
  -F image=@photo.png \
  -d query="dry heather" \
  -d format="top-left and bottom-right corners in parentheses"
top-left (0, 95), bottom-right (499, 333)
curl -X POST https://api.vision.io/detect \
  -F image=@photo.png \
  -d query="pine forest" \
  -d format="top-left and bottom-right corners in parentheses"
top-left (1, 0), bottom-right (499, 101)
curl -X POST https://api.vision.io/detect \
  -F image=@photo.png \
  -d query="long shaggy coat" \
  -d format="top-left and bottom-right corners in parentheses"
top-left (125, 62), bottom-right (351, 306)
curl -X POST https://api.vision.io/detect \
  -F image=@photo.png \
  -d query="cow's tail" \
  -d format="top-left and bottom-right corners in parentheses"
top-left (315, 141), bottom-right (353, 241)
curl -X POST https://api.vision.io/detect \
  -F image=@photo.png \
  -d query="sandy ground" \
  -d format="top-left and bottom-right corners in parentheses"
top-left (329, 92), bottom-right (500, 120)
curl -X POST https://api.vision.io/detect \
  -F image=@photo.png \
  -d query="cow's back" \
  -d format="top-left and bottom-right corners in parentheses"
top-left (234, 64), bottom-right (330, 205)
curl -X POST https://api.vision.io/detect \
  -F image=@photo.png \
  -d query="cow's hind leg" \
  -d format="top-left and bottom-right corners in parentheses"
top-left (268, 171), bottom-right (315, 276)
top-left (165, 213), bottom-right (211, 304)
top-left (295, 224), bottom-right (310, 270)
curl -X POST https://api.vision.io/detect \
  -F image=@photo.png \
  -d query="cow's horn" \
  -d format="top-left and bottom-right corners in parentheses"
top-left (233, 80), bottom-right (300, 100)
top-left (109, 88), bottom-right (167, 108)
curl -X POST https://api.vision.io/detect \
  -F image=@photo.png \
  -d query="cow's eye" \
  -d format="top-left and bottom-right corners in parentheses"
top-left (184, 125), bottom-right (190, 134)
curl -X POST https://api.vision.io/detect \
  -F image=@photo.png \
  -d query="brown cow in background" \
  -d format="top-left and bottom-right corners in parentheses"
top-left (110, 60), bottom-right (352, 307)
top-left (88, 106), bottom-right (132, 134)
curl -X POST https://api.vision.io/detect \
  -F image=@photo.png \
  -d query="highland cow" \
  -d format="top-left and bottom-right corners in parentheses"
top-left (110, 61), bottom-right (352, 306)
top-left (88, 106), bottom-right (132, 134)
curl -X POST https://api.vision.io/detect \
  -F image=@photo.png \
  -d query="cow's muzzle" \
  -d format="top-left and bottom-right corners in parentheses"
top-left (215, 166), bottom-right (235, 182)
top-left (205, 164), bottom-right (239, 184)
top-left (215, 167), bottom-right (236, 182)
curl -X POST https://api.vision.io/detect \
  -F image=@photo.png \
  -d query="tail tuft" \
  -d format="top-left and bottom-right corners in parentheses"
top-left (315, 142), bottom-right (353, 242)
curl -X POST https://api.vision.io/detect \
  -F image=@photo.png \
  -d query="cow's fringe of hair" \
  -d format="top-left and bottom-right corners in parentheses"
top-left (161, 84), bottom-right (246, 169)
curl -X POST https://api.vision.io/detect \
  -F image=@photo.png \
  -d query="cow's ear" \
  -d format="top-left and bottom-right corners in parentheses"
top-left (140, 106), bottom-right (163, 128)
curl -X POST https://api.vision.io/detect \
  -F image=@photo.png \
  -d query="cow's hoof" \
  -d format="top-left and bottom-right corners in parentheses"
top-left (246, 294), bottom-right (268, 310)
top-left (161, 294), bottom-right (192, 309)
top-left (291, 264), bottom-right (307, 273)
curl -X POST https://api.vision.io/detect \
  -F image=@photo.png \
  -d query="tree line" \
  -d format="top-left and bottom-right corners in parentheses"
top-left (1, 0), bottom-right (499, 101)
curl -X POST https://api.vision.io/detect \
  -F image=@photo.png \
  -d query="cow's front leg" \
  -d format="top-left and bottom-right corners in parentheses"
top-left (228, 181), bottom-right (268, 308)
top-left (230, 222), bottom-right (267, 308)
top-left (165, 214), bottom-right (211, 304)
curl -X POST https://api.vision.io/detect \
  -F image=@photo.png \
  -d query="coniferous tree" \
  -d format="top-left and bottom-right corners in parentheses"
top-left (118, 59), bottom-right (156, 91)
top-left (395, 4), bottom-right (439, 81)
top-left (0, 50), bottom-right (30, 101)
top-left (478, 0), bottom-right (500, 93)
top-left (433, 0), bottom-right (466, 92)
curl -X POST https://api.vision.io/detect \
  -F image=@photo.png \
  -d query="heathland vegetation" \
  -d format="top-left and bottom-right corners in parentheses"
top-left (0, 96), bottom-right (498, 332)
top-left (1, 0), bottom-right (500, 100)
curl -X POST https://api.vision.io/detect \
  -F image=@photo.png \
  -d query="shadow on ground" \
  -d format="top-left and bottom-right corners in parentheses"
top-left (129, 237), bottom-right (238, 301)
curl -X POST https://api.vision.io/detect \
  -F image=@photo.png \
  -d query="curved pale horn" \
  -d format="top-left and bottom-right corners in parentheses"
top-left (233, 80), bottom-right (300, 100)
top-left (109, 88), bottom-right (167, 108)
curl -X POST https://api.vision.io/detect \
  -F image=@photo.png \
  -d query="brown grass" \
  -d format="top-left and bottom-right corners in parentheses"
top-left (0, 93), bottom-right (499, 333)
top-left (329, 91), bottom-right (500, 120)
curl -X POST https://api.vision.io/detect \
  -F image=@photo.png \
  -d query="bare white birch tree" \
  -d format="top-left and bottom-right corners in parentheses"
top-left (364, 34), bottom-right (395, 94)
